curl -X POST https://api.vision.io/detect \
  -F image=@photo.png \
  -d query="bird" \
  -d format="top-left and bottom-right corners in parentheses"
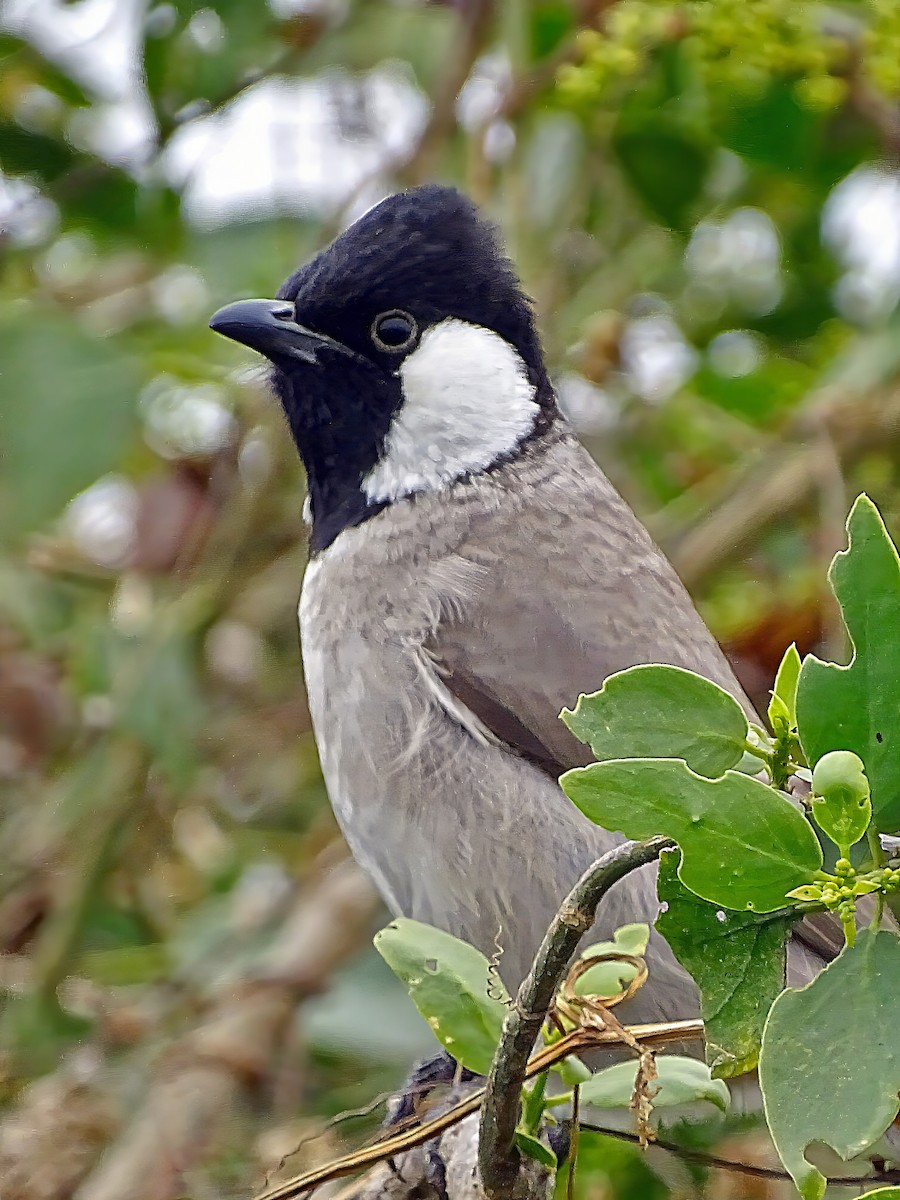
top-left (209, 183), bottom-right (833, 1027)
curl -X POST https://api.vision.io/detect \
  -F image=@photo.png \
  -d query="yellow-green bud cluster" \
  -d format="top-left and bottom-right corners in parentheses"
top-left (864, 0), bottom-right (900, 96)
top-left (558, 0), bottom-right (899, 112)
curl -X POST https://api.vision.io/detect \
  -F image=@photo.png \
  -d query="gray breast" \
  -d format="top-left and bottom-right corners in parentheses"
top-left (298, 427), bottom-right (707, 1020)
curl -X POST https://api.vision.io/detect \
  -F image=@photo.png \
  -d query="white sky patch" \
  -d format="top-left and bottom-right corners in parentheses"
top-left (0, 174), bottom-right (59, 245)
top-left (149, 263), bottom-right (210, 325)
top-left (63, 474), bottom-right (139, 567)
top-left (363, 319), bottom-right (539, 504)
top-left (620, 313), bottom-right (698, 403)
top-left (141, 375), bottom-right (237, 458)
top-left (1, 0), bottom-right (138, 98)
top-left (2, 0), bottom-right (154, 170)
top-left (164, 68), bottom-right (428, 225)
top-left (823, 165), bottom-right (900, 324)
top-left (455, 51), bottom-right (510, 130)
top-left (1, 0), bottom-right (427, 223)
top-left (707, 329), bottom-right (764, 378)
top-left (685, 207), bottom-right (783, 316)
top-left (555, 373), bottom-right (621, 435)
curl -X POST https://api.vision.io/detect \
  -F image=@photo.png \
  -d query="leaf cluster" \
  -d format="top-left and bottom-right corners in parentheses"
top-left (379, 495), bottom-right (900, 1200)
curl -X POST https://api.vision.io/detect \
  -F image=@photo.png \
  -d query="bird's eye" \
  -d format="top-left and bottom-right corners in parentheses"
top-left (371, 310), bottom-right (418, 353)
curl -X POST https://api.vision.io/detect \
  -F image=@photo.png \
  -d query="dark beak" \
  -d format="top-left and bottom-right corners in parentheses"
top-left (208, 298), bottom-right (341, 364)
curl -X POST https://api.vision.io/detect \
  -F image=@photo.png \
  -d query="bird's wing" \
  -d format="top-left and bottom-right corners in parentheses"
top-left (430, 437), bottom-right (885, 976)
top-left (430, 438), bottom-right (752, 776)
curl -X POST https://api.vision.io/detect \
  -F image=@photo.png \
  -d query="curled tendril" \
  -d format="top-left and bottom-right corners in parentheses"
top-left (550, 951), bottom-right (649, 1033)
top-left (550, 949), bottom-right (657, 1146)
top-left (487, 924), bottom-right (514, 1007)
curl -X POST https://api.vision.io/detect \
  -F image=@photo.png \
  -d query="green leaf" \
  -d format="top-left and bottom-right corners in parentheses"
top-left (374, 918), bottom-right (508, 1075)
top-left (854, 1190), bottom-right (900, 1200)
top-left (578, 1055), bottom-right (730, 1112)
top-left (0, 994), bottom-right (93, 1081)
top-left (0, 120), bottom-right (78, 181)
top-left (796, 496), bottom-right (900, 833)
top-left (581, 923), bottom-right (649, 958)
top-left (612, 114), bottom-right (711, 230)
top-left (75, 944), bottom-right (169, 986)
top-left (561, 665), bottom-right (748, 778)
top-left (0, 124), bottom-right (146, 236)
top-left (852, 879), bottom-right (881, 896)
top-left (769, 643), bottom-right (801, 734)
top-left (694, 359), bottom-right (813, 425)
top-left (118, 633), bottom-right (204, 788)
top-left (0, 315), bottom-right (138, 536)
top-left (656, 852), bottom-right (792, 1077)
top-left (561, 759), bottom-right (822, 912)
top-left (575, 923), bottom-right (649, 998)
top-left (529, 1), bottom-right (574, 60)
top-left (785, 885), bottom-right (824, 903)
top-left (554, 1130), bottom-right (667, 1200)
top-left (811, 750), bottom-right (872, 853)
top-left (0, 35), bottom-right (92, 106)
top-left (515, 1130), bottom-right (557, 1170)
top-left (552, 1055), bottom-right (592, 1086)
top-left (760, 929), bottom-right (900, 1200)
top-left (720, 80), bottom-right (822, 172)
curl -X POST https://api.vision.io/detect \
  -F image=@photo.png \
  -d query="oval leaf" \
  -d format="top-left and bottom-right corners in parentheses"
top-left (515, 1130), bottom-right (557, 1169)
top-left (769, 643), bottom-right (801, 734)
top-left (374, 918), bottom-right (508, 1075)
top-left (576, 923), bottom-right (649, 997)
top-left (796, 496), bottom-right (900, 833)
top-left (561, 665), bottom-right (749, 778)
top-left (561, 759), bottom-right (822, 912)
top-left (656, 851), bottom-right (793, 1078)
top-left (760, 929), bottom-right (900, 1200)
top-left (579, 1055), bottom-right (730, 1111)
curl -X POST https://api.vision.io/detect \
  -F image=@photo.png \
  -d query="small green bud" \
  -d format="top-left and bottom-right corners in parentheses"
top-left (811, 751), bottom-right (872, 853)
top-left (812, 752), bottom-right (869, 802)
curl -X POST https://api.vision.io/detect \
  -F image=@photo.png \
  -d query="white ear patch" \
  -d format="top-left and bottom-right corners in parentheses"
top-left (362, 318), bottom-right (539, 504)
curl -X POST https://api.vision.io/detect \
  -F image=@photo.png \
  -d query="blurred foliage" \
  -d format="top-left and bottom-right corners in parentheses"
top-left (1, 0), bottom-right (900, 1196)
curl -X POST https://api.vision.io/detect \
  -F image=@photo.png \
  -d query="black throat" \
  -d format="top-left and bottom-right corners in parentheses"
top-left (271, 359), bottom-right (400, 552)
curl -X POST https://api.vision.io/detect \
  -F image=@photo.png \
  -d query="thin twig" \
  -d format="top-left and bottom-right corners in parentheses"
top-left (252, 1018), bottom-right (702, 1200)
top-left (566, 1087), bottom-right (580, 1200)
top-left (400, 0), bottom-right (495, 186)
top-left (477, 837), bottom-right (675, 1200)
top-left (664, 382), bottom-right (900, 588)
top-left (578, 1122), bottom-right (900, 1186)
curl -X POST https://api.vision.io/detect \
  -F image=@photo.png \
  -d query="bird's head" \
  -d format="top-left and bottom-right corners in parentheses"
top-left (209, 184), bottom-right (557, 551)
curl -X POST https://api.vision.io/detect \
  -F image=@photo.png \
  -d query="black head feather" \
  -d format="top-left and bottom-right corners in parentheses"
top-left (214, 185), bottom-right (557, 551)
top-left (277, 184), bottom-right (550, 397)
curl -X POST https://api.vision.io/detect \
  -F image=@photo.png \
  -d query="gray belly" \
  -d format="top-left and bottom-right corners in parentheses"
top-left (301, 623), bottom-right (699, 1024)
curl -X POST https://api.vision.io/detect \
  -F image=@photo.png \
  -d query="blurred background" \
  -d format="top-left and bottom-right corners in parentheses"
top-left (1, 1), bottom-right (899, 1196)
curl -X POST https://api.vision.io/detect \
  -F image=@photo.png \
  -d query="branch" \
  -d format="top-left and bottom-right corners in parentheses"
top-left (578, 1123), bottom-right (900, 1187)
top-left (400, 0), bottom-right (495, 186)
top-left (664, 381), bottom-right (900, 588)
top-left (70, 857), bottom-right (378, 1200)
top-left (478, 836), bottom-right (675, 1200)
top-left (254, 1019), bottom-right (702, 1199)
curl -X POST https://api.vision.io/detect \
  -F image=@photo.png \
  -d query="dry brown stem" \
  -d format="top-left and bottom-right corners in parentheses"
top-left (0, 857), bottom-right (378, 1200)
